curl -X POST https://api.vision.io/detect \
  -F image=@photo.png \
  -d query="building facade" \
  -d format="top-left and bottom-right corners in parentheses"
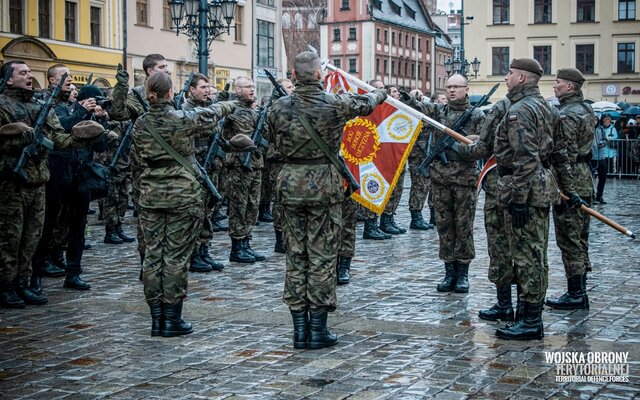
top-left (319, 0), bottom-right (452, 94)
top-left (465, 0), bottom-right (640, 103)
top-left (254, 0), bottom-right (285, 99)
top-left (282, 0), bottom-right (323, 75)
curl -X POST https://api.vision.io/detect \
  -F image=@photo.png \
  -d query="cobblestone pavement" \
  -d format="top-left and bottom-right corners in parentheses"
top-left (1, 179), bottom-right (639, 399)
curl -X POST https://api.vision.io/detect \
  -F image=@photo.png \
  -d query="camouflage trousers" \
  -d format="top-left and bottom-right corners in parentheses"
top-left (484, 202), bottom-right (514, 287)
top-left (432, 182), bottom-right (477, 263)
top-left (408, 153), bottom-right (431, 211)
top-left (552, 202), bottom-right (591, 278)
top-left (504, 206), bottom-right (550, 304)
top-left (282, 203), bottom-right (340, 312)
top-left (103, 173), bottom-right (129, 228)
top-left (269, 161), bottom-right (285, 230)
top-left (363, 168), bottom-right (406, 219)
top-left (140, 205), bottom-right (203, 304)
top-left (339, 197), bottom-right (357, 258)
top-left (227, 167), bottom-right (261, 240)
top-left (0, 181), bottom-right (45, 283)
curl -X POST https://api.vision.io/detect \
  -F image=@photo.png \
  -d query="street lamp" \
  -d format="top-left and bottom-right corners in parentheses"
top-left (168, 0), bottom-right (238, 75)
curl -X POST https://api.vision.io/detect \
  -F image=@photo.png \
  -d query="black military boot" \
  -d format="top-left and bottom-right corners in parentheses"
top-left (479, 285), bottom-right (514, 321)
top-left (274, 229), bottom-right (285, 254)
top-left (211, 218), bottom-right (229, 232)
top-left (29, 274), bottom-right (43, 296)
top-left (116, 223), bottom-right (136, 243)
top-left (389, 214), bottom-right (406, 234)
top-left (257, 203), bottom-right (274, 223)
top-left (363, 218), bottom-right (388, 240)
top-left (0, 284), bottom-right (25, 309)
top-left (104, 225), bottom-right (124, 244)
top-left (436, 262), bottom-right (457, 292)
top-left (189, 248), bottom-right (213, 273)
top-left (409, 210), bottom-right (433, 230)
top-left (148, 301), bottom-right (163, 337)
top-left (545, 275), bottom-right (589, 310)
top-left (429, 206), bottom-right (436, 226)
top-left (337, 256), bottom-right (352, 285)
top-left (63, 273), bottom-right (91, 290)
top-left (200, 244), bottom-right (224, 271)
top-left (33, 256), bottom-right (66, 278)
top-left (308, 310), bottom-right (338, 349)
top-left (291, 309), bottom-right (309, 349)
top-left (379, 213), bottom-right (401, 235)
top-left (162, 300), bottom-right (193, 337)
top-left (15, 278), bottom-right (48, 305)
top-left (49, 247), bottom-right (67, 271)
top-left (243, 238), bottom-right (266, 261)
top-left (453, 262), bottom-right (470, 293)
top-left (495, 301), bottom-right (544, 340)
top-left (229, 238), bottom-right (255, 263)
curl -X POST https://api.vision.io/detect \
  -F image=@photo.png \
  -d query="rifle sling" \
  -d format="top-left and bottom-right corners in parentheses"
top-left (145, 120), bottom-right (198, 178)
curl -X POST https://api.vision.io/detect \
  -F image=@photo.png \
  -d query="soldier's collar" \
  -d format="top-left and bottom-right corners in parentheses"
top-left (4, 87), bottom-right (34, 101)
top-left (507, 82), bottom-right (540, 102)
top-left (558, 90), bottom-right (584, 105)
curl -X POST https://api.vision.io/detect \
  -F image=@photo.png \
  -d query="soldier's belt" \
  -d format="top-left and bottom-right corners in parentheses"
top-left (283, 157), bottom-right (330, 165)
top-left (146, 155), bottom-right (196, 169)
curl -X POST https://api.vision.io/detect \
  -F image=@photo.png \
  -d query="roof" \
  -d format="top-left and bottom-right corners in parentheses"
top-left (371, 0), bottom-right (437, 35)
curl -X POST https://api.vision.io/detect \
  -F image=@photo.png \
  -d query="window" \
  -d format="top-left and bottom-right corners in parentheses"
top-left (575, 44), bottom-right (594, 74)
top-left (399, 60), bottom-right (403, 76)
top-left (294, 13), bottom-right (303, 29)
top-left (341, 0), bottom-right (350, 10)
top-left (376, 29), bottom-right (381, 43)
top-left (404, 62), bottom-right (408, 77)
top-left (282, 12), bottom-right (290, 29)
top-left (348, 27), bottom-right (357, 41)
top-left (406, 4), bottom-right (416, 19)
top-left (577, 0), bottom-right (595, 22)
top-left (391, 60), bottom-right (395, 74)
top-left (257, 0), bottom-right (275, 6)
top-left (372, 0), bottom-right (382, 11)
top-left (257, 20), bottom-right (275, 67)
top-left (411, 37), bottom-right (415, 50)
top-left (411, 62), bottom-right (415, 77)
top-left (163, 2), bottom-right (172, 29)
top-left (349, 58), bottom-right (357, 73)
top-left (136, 0), bottom-right (148, 26)
top-left (308, 13), bottom-right (317, 28)
top-left (492, 47), bottom-right (510, 75)
top-left (384, 30), bottom-right (389, 44)
top-left (39, 0), bottom-right (51, 38)
top-left (376, 58), bottom-right (380, 74)
top-left (534, 0), bottom-right (552, 23)
top-left (418, 38), bottom-right (422, 52)
top-left (618, 0), bottom-right (636, 20)
top-left (392, 32), bottom-right (396, 45)
top-left (65, 1), bottom-right (77, 42)
top-left (399, 33), bottom-right (402, 46)
top-left (9, 0), bottom-right (23, 34)
top-left (493, 0), bottom-right (510, 24)
top-left (426, 39), bottom-right (429, 52)
top-left (405, 35), bottom-right (409, 47)
top-left (390, 0), bottom-right (402, 15)
top-left (333, 28), bottom-right (341, 42)
top-left (617, 43), bottom-right (635, 73)
top-left (418, 64), bottom-right (422, 80)
top-left (334, 59), bottom-right (341, 69)
top-left (90, 7), bottom-right (101, 46)
top-left (384, 59), bottom-right (388, 74)
top-left (533, 45), bottom-right (551, 74)
top-left (235, 6), bottom-right (244, 43)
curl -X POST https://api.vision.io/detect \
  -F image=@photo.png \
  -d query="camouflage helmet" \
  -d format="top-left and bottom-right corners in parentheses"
top-left (0, 122), bottom-right (33, 137)
top-left (71, 120), bottom-right (105, 139)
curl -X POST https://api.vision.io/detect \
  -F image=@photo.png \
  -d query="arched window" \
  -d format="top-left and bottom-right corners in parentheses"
top-left (307, 12), bottom-right (317, 28)
top-left (282, 12), bottom-right (291, 29)
top-left (294, 12), bottom-right (303, 29)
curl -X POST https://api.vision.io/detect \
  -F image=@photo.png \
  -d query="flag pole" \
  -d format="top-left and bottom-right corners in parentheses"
top-left (323, 62), bottom-right (473, 145)
top-left (559, 193), bottom-right (635, 238)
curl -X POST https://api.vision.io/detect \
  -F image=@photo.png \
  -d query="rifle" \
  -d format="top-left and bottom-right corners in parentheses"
top-left (417, 83), bottom-right (499, 176)
top-left (86, 73), bottom-right (94, 86)
top-left (109, 121), bottom-right (134, 171)
top-left (174, 71), bottom-right (194, 110)
top-left (0, 66), bottom-right (14, 95)
top-left (201, 83), bottom-right (232, 170)
top-left (12, 73), bottom-right (68, 182)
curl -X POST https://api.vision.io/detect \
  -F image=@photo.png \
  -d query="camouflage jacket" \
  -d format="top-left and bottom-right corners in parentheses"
top-left (456, 98), bottom-right (511, 208)
top-left (555, 90), bottom-right (595, 198)
top-left (109, 83), bottom-right (148, 122)
top-left (422, 97), bottom-right (486, 187)
top-left (182, 97), bottom-right (214, 157)
top-left (0, 87), bottom-right (81, 185)
top-left (494, 83), bottom-right (559, 207)
top-left (267, 80), bottom-right (385, 206)
top-left (131, 98), bottom-right (235, 209)
top-left (222, 98), bottom-right (263, 169)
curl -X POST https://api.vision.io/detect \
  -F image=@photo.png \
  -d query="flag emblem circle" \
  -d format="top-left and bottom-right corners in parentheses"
top-left (341, 118), bottom-right (381, 166)
top-left (362, 172), bottom-right (386, 201)
top-left (386, 114), bottom-right (414, 140)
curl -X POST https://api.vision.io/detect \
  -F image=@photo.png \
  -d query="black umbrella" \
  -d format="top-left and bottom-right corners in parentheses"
top-left (621, 106), bottom-right (640, 116)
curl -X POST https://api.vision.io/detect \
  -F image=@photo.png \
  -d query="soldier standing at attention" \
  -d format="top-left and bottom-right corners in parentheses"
top-left (545, 68), bottom-right (595, 311)
top-left (268, 51), bottom-right (387, 349)
top-left (130, 72), bottom-right (235, 337)
top-left (493, 58), bottom-right (559, 340)
top-left (222, 76), bottom-right (265, 263)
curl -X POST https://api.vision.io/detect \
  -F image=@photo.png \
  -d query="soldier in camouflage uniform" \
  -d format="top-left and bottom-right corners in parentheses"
top-left (492, 58), bottom-right (581, 341)
top-left (222, 76), bottom-right (265, 263)
top-left (130, 72), bottom-right (235, 337)
top-left (418, 74), bottom-right (485, 294)
top-left (182, 73), bottom-right (225, 273)
top-left (0, 61), bottom-right (95, 308)
top-left (268, 51), bottom-right (387, 349)
top-left (545, 68), bottom-right (594, 311)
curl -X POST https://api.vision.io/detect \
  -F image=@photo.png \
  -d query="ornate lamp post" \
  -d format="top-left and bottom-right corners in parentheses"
top-left (167, 0), bottom-right (238, 74)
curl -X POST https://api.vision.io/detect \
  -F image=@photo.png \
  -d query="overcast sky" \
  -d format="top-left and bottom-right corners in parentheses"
top-left (437, 0), bottom-right (461, 11)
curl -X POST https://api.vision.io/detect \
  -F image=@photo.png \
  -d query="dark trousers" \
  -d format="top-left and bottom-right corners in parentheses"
top-left (592, 158), bottom-right (612, 198)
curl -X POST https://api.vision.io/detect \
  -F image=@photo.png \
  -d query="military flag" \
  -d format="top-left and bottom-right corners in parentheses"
top-left (325, 68), bottom-right (423, 214)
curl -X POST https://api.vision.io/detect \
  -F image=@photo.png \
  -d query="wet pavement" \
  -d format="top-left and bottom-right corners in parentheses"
top-left (1, 179), bottom-right (639, 399)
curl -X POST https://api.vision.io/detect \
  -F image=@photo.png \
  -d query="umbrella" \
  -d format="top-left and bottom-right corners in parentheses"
top-left (590, 101), bottom-right (621, 113)
top-left (621, 106), bottom-right (640, 116)
top-left (617, 101), bottom-right (631, 110)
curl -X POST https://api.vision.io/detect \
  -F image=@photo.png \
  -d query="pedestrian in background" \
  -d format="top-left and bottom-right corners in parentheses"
top-left (592, 113), bottom-right (619, 204)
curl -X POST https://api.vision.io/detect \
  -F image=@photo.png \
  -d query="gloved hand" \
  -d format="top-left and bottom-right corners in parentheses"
top-left (567, 192), bottom-right (587, 209)
top-left (116, 63), bottom-right (129, 85)
top-left (399, 90), bottom-right (411, 102)
top-left (217, 90), bottom-right (230, 102)
top-left (371, 88), bottom-right (387, 104)
top-left (21, 129), bottom-right (36, 146)
top-left (450, 142), bottom-right (461, 153)
top-left (508, 201), bottom-right (529, 228)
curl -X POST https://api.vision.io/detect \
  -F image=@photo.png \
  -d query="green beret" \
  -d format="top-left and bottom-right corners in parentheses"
top-left (230, 133), bottom-right (257, 152)
top-left (509, 58), bottom-right (543, 77)
top-left (0, 122), bottom-right (32, 137)
top-left (71, 120), bottom-right (105, 139)
top-left (556, 68), bottom-right (585, 84)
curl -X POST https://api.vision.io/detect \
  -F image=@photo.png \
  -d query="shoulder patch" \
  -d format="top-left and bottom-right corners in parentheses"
top-left (508, 114), bottom-right (517, 121)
